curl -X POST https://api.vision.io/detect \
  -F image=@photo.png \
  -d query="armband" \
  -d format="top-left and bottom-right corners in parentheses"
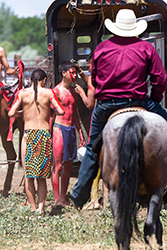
top-left (79, 70), bottom-right (83, 75)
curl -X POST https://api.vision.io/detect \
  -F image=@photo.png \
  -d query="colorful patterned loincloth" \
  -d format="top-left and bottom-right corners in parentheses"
top-left (25, 129), bottom-right (52, 179)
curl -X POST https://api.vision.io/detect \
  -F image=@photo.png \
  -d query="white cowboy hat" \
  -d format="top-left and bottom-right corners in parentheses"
top-left (105, 9), bottom-right (147, 37)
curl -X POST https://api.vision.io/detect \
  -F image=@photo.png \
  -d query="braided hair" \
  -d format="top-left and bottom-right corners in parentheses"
top-left (31, 68), bottom-right (47, 105)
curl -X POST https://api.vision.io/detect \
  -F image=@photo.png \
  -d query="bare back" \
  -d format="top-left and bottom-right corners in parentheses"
top-left (20, 86), bottom-right (52, 130)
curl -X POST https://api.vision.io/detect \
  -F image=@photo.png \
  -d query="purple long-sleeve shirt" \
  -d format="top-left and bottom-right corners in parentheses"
top-left (91, 36), bottom-right (167, 103)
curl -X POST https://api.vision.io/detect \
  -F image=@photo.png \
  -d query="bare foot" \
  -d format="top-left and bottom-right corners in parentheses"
top-left (83, 200), bottom-right (100, 210)
top-left (54, 199), bottom-right (65, 206)
top-left (37, 208), bottom-right (45, 215)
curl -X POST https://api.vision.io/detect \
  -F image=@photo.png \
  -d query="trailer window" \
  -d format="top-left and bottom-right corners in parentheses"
top-left (77, 47), bottom-right (91, 55)
top-left (77, 36), bottom-right (91, 43)
top-left (78, 59), bottom-right (87, 67)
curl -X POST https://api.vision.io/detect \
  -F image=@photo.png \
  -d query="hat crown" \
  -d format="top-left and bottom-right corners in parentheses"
top-left (115, 9), bottom-right (137, 30)
top-left (104, 9), bottom-right (148, 37)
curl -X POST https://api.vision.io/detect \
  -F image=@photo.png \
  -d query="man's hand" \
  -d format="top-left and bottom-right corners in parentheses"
top-left (75, 84), bottom-right (84, 95)
top-left (14, 66), bottom-right (20, 75)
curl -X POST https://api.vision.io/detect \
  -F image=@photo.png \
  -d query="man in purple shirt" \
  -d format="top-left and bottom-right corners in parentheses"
top-left (71, 9), bottom-right (167, 208)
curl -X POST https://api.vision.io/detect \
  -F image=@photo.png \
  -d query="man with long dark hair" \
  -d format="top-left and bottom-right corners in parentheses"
top-left (8, 68), bottom-right (65, 213)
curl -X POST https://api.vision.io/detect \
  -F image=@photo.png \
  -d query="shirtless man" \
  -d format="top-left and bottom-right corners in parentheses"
top-left (52, 61), bottom-right (85, 206)
top-left (8, 68), bottom-right (65, 213)
top-left (0, 47), bottom-right (19, 79)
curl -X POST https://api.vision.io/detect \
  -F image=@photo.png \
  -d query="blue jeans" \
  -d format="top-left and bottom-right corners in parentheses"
top-left (71, 97), bottom-right (167, 207)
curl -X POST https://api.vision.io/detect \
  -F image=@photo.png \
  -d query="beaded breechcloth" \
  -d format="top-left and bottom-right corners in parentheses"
top-left (25, 129), bottom-right (52, 179)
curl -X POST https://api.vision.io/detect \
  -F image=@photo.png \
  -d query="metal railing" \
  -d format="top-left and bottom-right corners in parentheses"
top-left (1, 58), bottom-right (49, 84)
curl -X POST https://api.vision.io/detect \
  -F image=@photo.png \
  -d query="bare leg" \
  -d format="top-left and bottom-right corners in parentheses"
top-left (83, 168), bottom-right (101, 210)
top-left (25, 178), bottom-right (36, 211)
top-left (21, 133), bottom-right (36, 211)
top-left (37, 178), bottom-right (47, 213)
top-left (52, 166), bottom-right (63, 205)
top-left (52, 127), bottom-right (64, 205)
top-left (61, 159), bottom-right (73, 205)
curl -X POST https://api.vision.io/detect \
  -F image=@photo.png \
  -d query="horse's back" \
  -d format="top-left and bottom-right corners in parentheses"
top-left (102, 110), bottom-right (167, 190)
top-left (103, 110), bottom-right (167, 144)
top-left (105, 110), bottom-right (166, 131)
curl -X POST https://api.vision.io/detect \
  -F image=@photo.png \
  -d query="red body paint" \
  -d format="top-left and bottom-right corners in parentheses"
top-left (69, 68), bottom-right (77, 82)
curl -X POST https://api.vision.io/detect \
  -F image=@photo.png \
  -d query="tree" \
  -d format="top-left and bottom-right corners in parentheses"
top-left (0, 3), bottom-right (47, 56)
top-left (0, 41), bottom-right (15, 54)
top-left (0, 2), bottom-right (14, 42)
top-left (9, 16), bottom-right (47, 55)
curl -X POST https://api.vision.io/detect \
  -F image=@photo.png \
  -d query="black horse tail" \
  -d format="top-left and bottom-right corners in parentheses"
top-left (115, 115), bottom-right (147, 245)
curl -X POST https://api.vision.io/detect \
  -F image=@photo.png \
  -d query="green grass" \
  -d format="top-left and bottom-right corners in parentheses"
top-left (0, 191), bottom-right (115, 249)
top-left (0, 191), bottom-right (167, 249)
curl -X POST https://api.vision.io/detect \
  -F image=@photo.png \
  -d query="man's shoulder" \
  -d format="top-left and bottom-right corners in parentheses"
top-left (53, 84), bottom-right (61, 90)
top-left (96, 39), bottom-right (109, 49)
top-left (94, 38), bottom-right (113, 57)
top-left (43, 87), bottom-right (52, 92)
top-left (135, 38), bottom-right (157, 54)
top-left (19, 87), bottom-right (32, 97)
top-left (135, 37), bottom-right (153, 46)
top-left (53, 84), bottom-right (62, 95)
top-left (19, 88), bottom-right (29, 94)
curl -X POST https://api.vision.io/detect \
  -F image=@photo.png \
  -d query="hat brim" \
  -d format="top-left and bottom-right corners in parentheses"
top-left (105, 18), bottom-right (148, 37)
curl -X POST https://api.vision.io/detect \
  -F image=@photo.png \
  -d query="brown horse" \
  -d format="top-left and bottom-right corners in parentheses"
top-left (99, 110), bottom-right (167, 250)
top-left (0, 60), bottom-right (25, 196)
top-left (0, 94), bottom-right (24, 196)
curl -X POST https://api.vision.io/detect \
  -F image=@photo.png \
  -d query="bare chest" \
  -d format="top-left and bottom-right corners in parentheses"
top-left (59, 88), bottom-right (75, 107)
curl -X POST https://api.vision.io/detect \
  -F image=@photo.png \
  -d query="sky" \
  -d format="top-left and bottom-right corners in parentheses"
top-left (0, 0), bottom-right (54, 18)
